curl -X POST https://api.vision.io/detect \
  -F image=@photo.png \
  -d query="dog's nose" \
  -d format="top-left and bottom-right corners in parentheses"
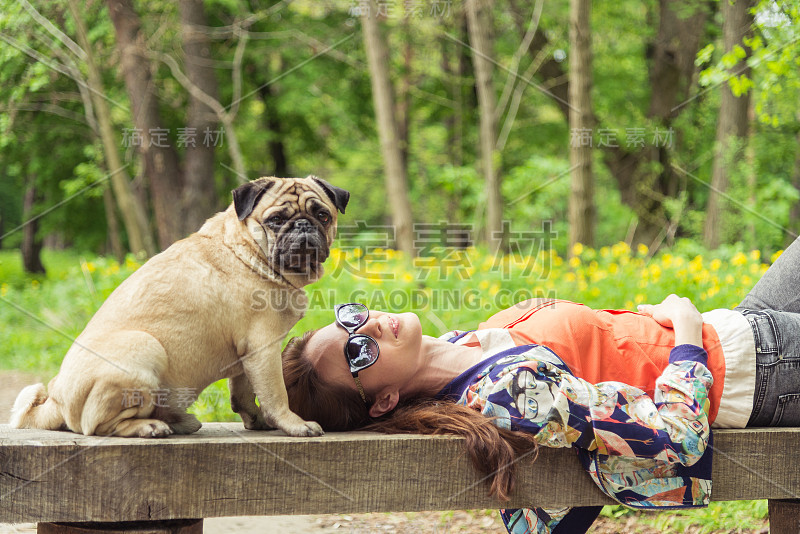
top-left (293, 219), bottom-right (312, 233)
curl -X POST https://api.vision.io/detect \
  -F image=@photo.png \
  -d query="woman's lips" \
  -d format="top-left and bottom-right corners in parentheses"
top-left (389, 316), bottom-right (399, 338)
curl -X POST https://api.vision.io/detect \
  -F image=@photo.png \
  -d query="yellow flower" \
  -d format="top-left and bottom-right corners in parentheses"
top-left (710, 258), bottom-right (722, 271)
top-left (86, 261), bottom-right (96, 273)
top-left (634, 293), bottom-right (646, 304)
top-left (637, 243), bottom-right (649, 256)
top-left (749, 249), bottom-right (761, 261)
top-left (564, 272), bottom-right (576, 282)
top-left (725, 274), bottom-right (735, 285)
top-left (608, 263), bottom-right (619, 275)
top-left (771, 250), bottom-right (783, 264)
top-left (0, 283), bottom-right (7, 297)
top-left (352, 247), bottom-right (363, 259)
top-left (612, 242), bottom-right (630, 258)
top-left (489, 283), bottom-right (500, 297)
top-left (649, 264), bottom-right (662, 278)
top-left (661, 254), bottom-right (673, 268)
top-left (731, 251), bottom-right (747, 267)
top-left (569, 256), bottom-right (581, 269)
top-left (572, 242), bottom-right (584, 257)
top-left (479, 280), bottom-right (490, 290)
top-left (625, 300), bottom-right (634, 309)
top-left (31, 279), bottom-right (40, 289)
top-left (401, 272), bottom-right (414, 283)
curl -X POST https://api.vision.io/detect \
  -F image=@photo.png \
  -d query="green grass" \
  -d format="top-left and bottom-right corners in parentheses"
top-left (601, 500), bottom-right (769, 533)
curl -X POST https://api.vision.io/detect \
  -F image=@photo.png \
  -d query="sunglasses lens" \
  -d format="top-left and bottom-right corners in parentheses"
top-left (346, 335), bottom-right (379, 370)
top-left (337, 303), bottom-right (369, 329)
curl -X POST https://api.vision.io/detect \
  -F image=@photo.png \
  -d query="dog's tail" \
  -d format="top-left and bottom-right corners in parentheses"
top-left (10, 384), bottom-right (65, 430)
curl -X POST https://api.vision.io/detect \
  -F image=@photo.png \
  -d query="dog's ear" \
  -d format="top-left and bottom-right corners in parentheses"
top-left (232, 179), bottom-right (276, 221)
top-left (311, 176), bottom-right (350, 214)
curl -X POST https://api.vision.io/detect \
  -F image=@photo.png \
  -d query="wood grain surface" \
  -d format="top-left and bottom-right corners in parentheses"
top-left (1, 424), bottom-right (798, 523)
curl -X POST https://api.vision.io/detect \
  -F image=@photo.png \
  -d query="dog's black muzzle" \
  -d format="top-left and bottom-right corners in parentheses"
top-left (273, 219), bottom-right (329, 275)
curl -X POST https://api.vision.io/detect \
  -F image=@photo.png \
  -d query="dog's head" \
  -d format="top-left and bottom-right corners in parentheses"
top-left (231, 176), bottom-right (349, 285)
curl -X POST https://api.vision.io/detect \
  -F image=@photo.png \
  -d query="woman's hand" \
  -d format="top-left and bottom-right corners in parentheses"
top-left (637, 294), bottom-right (704, 347)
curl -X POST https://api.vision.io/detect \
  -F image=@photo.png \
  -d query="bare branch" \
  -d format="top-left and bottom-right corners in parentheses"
top-left (495, 0), bottom-right (543, 124)
top-left (0, 103), bottom-right (89, 125)
top-left (496, 59), bottom-right (539, 151)
top-left (228, 24), bottom-right (249, 120)
top-left (19, 0), bottom-right (87, 61)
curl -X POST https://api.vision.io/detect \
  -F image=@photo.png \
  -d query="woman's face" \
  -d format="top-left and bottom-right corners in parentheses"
top-left (305, 309), bottom-right (424, 407)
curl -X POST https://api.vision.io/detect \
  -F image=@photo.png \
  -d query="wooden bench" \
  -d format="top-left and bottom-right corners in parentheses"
top-left (1, 423), bottom-right (799, 533)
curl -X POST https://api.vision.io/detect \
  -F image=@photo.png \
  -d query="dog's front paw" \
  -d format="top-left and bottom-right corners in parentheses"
top-left (241, 411), bottom-right (273, 431)
top-left (280, 419), bottom-right (324, 437)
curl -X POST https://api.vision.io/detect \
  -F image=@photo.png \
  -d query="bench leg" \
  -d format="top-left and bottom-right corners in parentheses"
top-left (37, 519), bottom-right (203, 534)
top-left (769, 499), bottom-right (800, 534)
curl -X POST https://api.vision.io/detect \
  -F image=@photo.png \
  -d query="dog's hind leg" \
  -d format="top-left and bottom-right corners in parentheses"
top-left (10, 384), bottom-right (65, 430)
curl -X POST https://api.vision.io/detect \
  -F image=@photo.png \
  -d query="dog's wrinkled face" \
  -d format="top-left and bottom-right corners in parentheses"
top-left (232, 176), bottom-right (349, 284)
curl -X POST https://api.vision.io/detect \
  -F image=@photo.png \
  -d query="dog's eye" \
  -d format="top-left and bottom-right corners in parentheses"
top-left (267, 215), bottom-right (285, 226)
top-left (317, 211), bottom-right (331, 225)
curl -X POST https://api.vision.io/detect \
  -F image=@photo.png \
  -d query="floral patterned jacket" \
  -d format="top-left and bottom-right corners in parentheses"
top-left (436, 329), bottom-right (714, 534)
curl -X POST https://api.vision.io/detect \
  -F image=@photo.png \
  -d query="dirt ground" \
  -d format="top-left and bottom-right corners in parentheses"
top-left (0, 372), bottom-right (769, 534)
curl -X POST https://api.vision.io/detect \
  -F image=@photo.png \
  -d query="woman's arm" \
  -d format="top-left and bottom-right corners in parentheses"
top-left (475, 342), bottom-right (713, 465)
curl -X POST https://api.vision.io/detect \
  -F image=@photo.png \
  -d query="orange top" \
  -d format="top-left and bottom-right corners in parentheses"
top-left (477, 299), bottom-right (725, 423)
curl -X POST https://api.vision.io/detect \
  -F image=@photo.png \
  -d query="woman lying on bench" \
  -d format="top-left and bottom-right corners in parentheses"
top-left (281, 236), bottom-right (800, 534)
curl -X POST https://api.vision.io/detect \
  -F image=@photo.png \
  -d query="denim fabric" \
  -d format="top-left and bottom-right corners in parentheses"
top-left (739, 309), bottom-right (800, 427)
top-left (738, 236), bottom-right (800, 314)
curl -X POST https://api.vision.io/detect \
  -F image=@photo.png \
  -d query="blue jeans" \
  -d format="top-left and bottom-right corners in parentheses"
top-left (736, 236), bottom-right (800, 427)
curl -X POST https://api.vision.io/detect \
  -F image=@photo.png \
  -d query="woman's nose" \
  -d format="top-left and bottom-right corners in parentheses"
top-left (360, 316), bottom-right (382, 337)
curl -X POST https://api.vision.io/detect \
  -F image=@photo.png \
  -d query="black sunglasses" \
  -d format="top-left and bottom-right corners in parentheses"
top-left (334, 303), bottom-right (380, 404)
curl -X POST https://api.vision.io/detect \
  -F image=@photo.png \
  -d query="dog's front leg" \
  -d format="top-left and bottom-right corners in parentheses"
top-left (240, 338), bottom-right (323, 437)
top-left (229, 373), bottom-right (271, 430)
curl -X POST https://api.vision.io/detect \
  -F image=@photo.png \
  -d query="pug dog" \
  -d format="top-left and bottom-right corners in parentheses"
top-left (11, 176), bottom-right (348, 438)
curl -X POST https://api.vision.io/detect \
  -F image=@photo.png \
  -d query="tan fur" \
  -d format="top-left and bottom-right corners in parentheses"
top-left (10, 176), bottom-right (341, 438)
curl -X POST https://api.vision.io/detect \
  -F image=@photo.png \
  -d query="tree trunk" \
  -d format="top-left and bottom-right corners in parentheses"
top-left (21, 182), bottom-right (45, 274)
top-left (66, 0), bottom-right (157, 257)
top-left (256, 54), bottom-right (289, 177)
top-left (361, 0), bottom-right (414, 257)
top-left (107, 0), bottom-right (185, 250)
top-left (258, 82), bottom-right (288, 177)
top-left (466, 0), bottom-right (503, 253)
top-left (704, 0), bottom-right (755, 249)
top-left (102, 185), bottom-right (125, 261)
top-left (179, 0), bottom-right (220, 233)
top-left (396, 18), bottom-right (413, 173)
top-left (513, 0), bottom-right (709, 247)
top-left (568, 0), bottom-right (595, 250)
top-left (786, 119), bottom-right (800, 248)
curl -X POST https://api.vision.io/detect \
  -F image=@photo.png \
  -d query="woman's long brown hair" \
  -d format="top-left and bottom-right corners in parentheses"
top-left (282, 330), bottom-right (539, 501)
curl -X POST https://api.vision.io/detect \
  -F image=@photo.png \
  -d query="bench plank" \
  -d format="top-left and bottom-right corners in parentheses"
top-left (1, 424), bottom-right (799, 523)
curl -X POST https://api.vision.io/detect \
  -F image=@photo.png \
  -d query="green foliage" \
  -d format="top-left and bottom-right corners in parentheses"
top-left (600, 500), bottom-right (768, 532)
